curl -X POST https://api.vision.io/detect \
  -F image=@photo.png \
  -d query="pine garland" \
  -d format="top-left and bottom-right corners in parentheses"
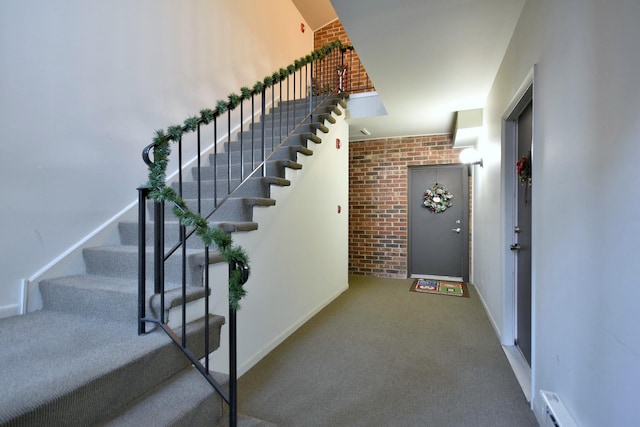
top-left (144, 40), bottom-right (345, 310)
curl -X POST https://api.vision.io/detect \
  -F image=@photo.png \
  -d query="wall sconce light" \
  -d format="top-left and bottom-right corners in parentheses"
top-left (459, 147), bottom-right (483, 167)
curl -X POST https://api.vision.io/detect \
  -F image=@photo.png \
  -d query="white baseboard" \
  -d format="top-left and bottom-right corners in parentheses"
top-left (0, 303), bottom-right (21, 319)
top-left (472, 281), bottom-right (503, 342)
top-left (502, 344), bottom-right (532, 402)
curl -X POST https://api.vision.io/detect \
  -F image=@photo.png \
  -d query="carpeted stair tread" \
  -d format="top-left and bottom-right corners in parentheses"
top-left (279, 159), bottom-right (302, 169)
top-left (119, 221), bottom-right (207, 250)
top-left (212, 221), bottom-right (259, 233)
top-left (219, 413), bottom-right (277, 427)
top-left (0, 311), bottom-right (225, 426)
top-left (97, 367), bottom-right (221, 427)
top-left (235, 122), bottom-right (323, 144)
top-left (323, 113), bottom-right (337, 124)
top-left (243, 197), bottom-right (276, 207)
top-left (40, 274), bottom-right (208, 322)
top-left (207, 197), bottom-right (275, 223)
top-left (307, 133), bottom-right (322, 144)
top-left (171, 178), bottom-right (243, 197)
top-left (290, 145), bottom-right (313, 156)
top-left (83, 245), bottom-right (225, 288)
top-left (316, 123), bottom-right (329, 133)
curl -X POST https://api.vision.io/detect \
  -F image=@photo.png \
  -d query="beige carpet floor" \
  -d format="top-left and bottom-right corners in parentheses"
top-left (237, 275), bottom-right (538, 427)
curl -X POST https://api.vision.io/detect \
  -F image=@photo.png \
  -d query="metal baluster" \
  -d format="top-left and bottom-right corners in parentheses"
top-left (240, 99), bottom-right (245, 180)
top-left (156, 199), bottom-right (164, 322)
top-left (137, 186), bottom-right (148, 335)
top-left (204, 245), bottom-right (210, 372)
top-left (261, 90), bottom-right (266, 177)
top-left (177, 135), bottom-right (187, 346)
top-left (227, 108), bottom-right (232, 194)
top-left (180, 219), bottom-right (186, 347)
top-left (293, 67), bottom-right (297, 121)
top-left (213, 117), bottom-right (218, 208)
top-left (286, 73), bottom-right (290, 130)
top-left (279, 75), bottom-right (283, 145)
top-left (197, 124), bottom-right (202, 214)
top-left (271, 84), bottom-right (275, 151)
top-left (251, 93), bottom-right (256, 169)
top-left (308, 63), bottom-right (312, 117)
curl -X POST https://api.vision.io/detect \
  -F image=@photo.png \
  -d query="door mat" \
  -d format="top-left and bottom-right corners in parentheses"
top-left (410, 279), bottom-right (469, 297)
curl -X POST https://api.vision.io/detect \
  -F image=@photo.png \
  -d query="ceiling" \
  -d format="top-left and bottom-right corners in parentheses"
top-left (291, 0), bottom-right (526, 141)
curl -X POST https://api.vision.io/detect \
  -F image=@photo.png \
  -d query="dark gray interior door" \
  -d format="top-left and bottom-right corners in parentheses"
top-left (408, 165), bottom-right (468, 280)
top-left (514, 101), bottom-right (533, 365)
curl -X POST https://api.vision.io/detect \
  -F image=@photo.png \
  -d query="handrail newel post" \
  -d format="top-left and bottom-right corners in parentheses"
top-left (155, 200), bottom-right (165, 322)
top-left (137, 186), bottom-right (149, 335)
top-left (228, 262), bottom-right (238, 427)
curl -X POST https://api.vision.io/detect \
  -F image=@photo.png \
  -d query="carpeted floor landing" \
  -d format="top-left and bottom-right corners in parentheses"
top-left (237, 275), bottom-right (538, 427)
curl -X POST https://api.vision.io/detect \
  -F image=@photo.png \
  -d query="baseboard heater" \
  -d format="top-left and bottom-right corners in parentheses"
top-left (540, 390), bottom-right (577, 427)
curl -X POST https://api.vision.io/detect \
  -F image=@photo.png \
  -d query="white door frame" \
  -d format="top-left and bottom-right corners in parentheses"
top-left (501, 66), bottom-right (536, 403)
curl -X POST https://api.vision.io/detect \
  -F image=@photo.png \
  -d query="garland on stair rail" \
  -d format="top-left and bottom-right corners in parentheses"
top-left (145, 40), bottom-right (345, 310)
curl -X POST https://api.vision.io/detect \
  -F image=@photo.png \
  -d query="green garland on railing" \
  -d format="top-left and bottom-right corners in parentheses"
top-left (145, 40), bottom-right (345, 310)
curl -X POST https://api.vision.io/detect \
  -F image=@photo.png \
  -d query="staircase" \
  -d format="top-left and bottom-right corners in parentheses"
top-left (0, 93), bottom-right (346, 426)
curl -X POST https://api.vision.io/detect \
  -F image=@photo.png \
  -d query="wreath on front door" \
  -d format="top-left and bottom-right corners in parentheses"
top-left (423, 183), bottom-right (453, 213)
top-left (516, 153), bottom-right (532, 184)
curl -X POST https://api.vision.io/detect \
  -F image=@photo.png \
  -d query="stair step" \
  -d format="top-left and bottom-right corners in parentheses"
top-left (175, 176), bottom-right (290, 200)
top-left (208, 148), bottom-right (276, 166)
top-left (245, 120), bottom-right (303, 135)
top-left (209, 197), bottom-right (275, 223)
top-left (212, 221), bottom-right (259, 233)
top-left (195, 158), bottom-right (299, 181)
top-left (172, 178), bottom-right (243, 199)
top-left (84, 245), bottom-right (225, 288)
top-left (0, 311), bottom-right (224, 426)
top-left (120, 220), bottom-right (206, 250)
top-left (236, 122), bottom-right (323, 142)
top-left (149, 197), bottom-right (263, 224)
top-left (98, 367), bottom-right (222, 427)
top-left (119, 220), bottom-right (260, 249)
top-left (224, 132), bottom-right (318, 153)
top-left (219, 412), bottom-right (278, 427)
top-left (192, 163), bottom-right (257, 181)
top-left (39, 274), bottom-right (208, 323)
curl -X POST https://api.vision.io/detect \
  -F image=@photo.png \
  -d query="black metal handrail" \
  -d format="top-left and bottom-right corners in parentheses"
top-left (137, 41), bottom-right (366, 427)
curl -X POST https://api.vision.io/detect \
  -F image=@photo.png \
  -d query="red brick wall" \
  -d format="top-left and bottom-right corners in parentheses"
top-left (349, 135), bottom-right (467, 278)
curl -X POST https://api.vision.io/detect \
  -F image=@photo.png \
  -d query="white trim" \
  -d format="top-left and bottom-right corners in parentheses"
top-left (0, 303), bottom-right (21, 319)
top-left (501, 65), bottom-right (537, 408)
top-left (503, 69), bottom-right (535, 120)
top-left (20, 279), bottom-right (29, 315)
top-left (474, 280), bottom-right (502, 342)
top-left (410, 274), bottom-right (463, 282)
top-left (502, 344), bottom-right (532, 402)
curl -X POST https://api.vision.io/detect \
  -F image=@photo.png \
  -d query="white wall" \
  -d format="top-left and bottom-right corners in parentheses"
top-left (207, 110), bottom-right (350, 376)
top-left (0, 0), bottom-right (313, 316)
top-left (476, 0), bottom-right (640, 425)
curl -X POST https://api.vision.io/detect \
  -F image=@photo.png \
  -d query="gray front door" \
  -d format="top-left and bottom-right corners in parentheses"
top-left (514, 101), bottom-right (533, 365)
top-left (408, 165), bottom-right (468, 280)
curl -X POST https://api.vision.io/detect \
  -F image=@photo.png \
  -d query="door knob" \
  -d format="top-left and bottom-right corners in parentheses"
top-left (510, 244), bottom-right (521, 251)
top-left (452, 228), bottom-right (461, 233)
